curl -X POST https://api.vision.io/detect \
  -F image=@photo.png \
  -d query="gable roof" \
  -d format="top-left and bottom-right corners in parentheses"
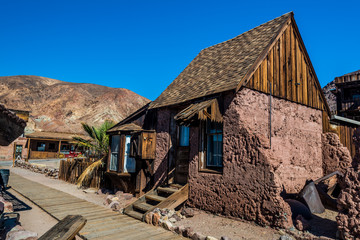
top-left (150, 12), bottom-right (293, 109)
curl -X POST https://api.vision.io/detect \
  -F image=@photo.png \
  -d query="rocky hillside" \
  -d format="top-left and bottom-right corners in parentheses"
top-left (322, 80), bottom-right (337, 114)
top-left (0, 75), bottom-right (149, 133)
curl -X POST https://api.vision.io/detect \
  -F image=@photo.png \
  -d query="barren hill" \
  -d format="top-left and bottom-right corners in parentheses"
top-left (0, 75), bottom-right (149, 133)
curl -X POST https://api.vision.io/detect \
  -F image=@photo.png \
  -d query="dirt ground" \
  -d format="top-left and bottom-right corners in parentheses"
top-left (174, 208), bottom-right (281, 240)
top-left (8, 166), bottom-right (339, 240)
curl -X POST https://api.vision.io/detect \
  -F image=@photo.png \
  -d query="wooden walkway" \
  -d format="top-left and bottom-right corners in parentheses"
top-left (9, 172), bottom-right (185, 240)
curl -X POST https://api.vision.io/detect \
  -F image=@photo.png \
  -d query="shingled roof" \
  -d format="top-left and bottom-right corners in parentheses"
top-left (150, 12), bottom-right (292, 109)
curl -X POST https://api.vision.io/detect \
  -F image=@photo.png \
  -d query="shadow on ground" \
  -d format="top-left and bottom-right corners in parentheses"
top-left (307, 212), bottom-right (337, 239)
top-left (2, 189), bottom-right (32, 212)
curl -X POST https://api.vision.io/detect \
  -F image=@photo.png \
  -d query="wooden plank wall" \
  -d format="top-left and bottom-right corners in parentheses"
top-left (59, 158), bottom-right (102, 189)
top-left (335, 72), bottom-right (360, 84)
top-left (246, 23), bottom-right (326, 112)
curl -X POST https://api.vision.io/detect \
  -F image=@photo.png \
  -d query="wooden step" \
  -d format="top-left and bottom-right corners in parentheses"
top-left (157, 187), bottom-right (178, 194)
top-left (133, 202), bottom-right (154, 212)
top-left (170, 184), bottom-right (184, 189)
top-left (125, 210), bottom-right (143, 220)
top-left (145, 194), bottom-right (166, 202)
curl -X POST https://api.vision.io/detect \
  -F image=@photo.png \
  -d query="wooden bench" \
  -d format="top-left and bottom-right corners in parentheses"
top-left (39, 215), bottom-right (86, 240)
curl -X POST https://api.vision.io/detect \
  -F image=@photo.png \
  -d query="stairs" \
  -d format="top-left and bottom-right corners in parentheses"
top-left (124, 184), bottom-right (188, 221)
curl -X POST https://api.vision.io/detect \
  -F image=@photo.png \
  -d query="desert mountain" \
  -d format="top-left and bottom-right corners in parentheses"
top-left (0, 75), bottom-right (150, 134)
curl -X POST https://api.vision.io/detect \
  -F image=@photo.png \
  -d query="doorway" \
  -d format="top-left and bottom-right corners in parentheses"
top-left (174, 126), bottom-right (190, 185)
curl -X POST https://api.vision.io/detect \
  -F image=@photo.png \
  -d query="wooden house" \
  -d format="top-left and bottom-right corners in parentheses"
top-left (26, 131), bottom-right (87, 160)
top-left (108, 12), bottom-right (350, 227)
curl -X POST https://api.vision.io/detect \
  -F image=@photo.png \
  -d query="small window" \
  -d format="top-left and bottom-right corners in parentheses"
top-left (199, 120), bottom-right (223, 171)
top-left (109, 135), bottom-right (120, 171)
top-left (179, 126), bottom-right (189, 146)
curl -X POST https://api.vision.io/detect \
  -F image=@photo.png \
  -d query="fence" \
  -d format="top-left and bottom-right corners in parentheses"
top-left (58, 158), bottom-right (103, 189)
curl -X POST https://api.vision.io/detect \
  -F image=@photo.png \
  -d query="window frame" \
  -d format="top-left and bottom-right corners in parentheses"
top-left (199, 120), bottom-right (223, 173)
top-left (109, 135), bottom-right (120, 172)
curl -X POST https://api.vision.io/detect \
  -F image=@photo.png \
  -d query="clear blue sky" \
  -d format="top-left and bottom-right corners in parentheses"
top-left (1, 0), bottom-right (359, 100)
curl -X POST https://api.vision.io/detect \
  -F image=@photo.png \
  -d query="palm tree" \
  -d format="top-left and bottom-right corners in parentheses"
top-left (73, 120), bottom-right (115, 188)
top-left (73, 120), bottom-right (114, 158)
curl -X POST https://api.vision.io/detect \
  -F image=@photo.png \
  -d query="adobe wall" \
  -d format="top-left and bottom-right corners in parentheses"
top-left (322, 132), bottom-right (352, 175)
top-left (188, 88), bottom-right (323, 227)
top-left (153, 108), bottom-right (171, 186)
top-left (0, 137), bottom-right (28, 161)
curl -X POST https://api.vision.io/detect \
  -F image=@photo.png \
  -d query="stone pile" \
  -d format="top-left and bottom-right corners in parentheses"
top-left (144, 207), bottom-right (230, 240)
top-left (337, 167), bottom-right (360, 239)
top-left (0, 197), bottom-right (38, 240)
top-left (101, 190), bottom-right (134, 212)
top-left (14, 160), bottom-right (59, 179)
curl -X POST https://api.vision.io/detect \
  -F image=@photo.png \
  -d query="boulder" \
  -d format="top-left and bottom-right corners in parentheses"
top-left (206, 236), bottom-right (218, 240)
top-left (192, 232), bottom-right (207, 240)
top-left (161, 220), bottom-right (173, 231)
top-left (109, 201), bottom-right (121, 211)
top-left (152, 213), bottom-right (161, 226)
top-left (181, 207), bottom-right (194, 218)
top-left (104, 195), bottom-right (114, 205)
top-left (182, 227), bottom-right (194, 238)
top-left (4, 201), bottom-right (14, 213)
top-left (123, 193), bottom-right (133, 200)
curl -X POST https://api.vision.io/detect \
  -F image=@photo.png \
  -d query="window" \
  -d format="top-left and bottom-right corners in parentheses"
top-left (179, 126), bottom-right (189, 146)
top-left (48, 143), bottom-right (56, 150)
top-left (109, 135), bottom-right (120, 171)
top-left (206, 121), bottom-right (223, 167)
top-left (200, 120), bottom-right (223, 171)
top-left (123, 135), bottom-right (136, 173)
top-left (37, 142), bottom-right (46, 151)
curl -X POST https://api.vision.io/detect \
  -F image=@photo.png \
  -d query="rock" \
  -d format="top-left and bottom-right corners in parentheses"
top-left (145, 212), bottom-right (153, 224)
top-left (206, 236), bottom-right (218, 240)
top-left (6, 230), bottom-right (38, 240)
top-left (161, 220), bottom-right (173, 231)
top-left (170, 214), bottom-right (181, 221)
top-left (192, 232), bottom-right (206, 240)
top-left (109, 201), bottom-right (121, 211)
top-left (175, 226), bottom-right (185, 234)
top-left (169, 217), bottom-right (177, 223)
top-left (115, 191), bottom-right (123, 198)
top-left (152, 213), bottom-right (161, 226)
top-left (295, 214), bottom-right (311, 231)
top-left (123, 193), bottom-right (133, 200)
top-left (181, 207), bottom-right (194, 218)
top-left (4, 201), bottom-right (14, 213)
top-left (111, 197), bottom-right (119, 202)
top-left (162, 215), bottom-right (168, 221)
top-left (167, 209), bottom-right (175, 217)
top-left (279, 235), bottom-right (294, 240)
top-left (220, 237), bottom-right (232, 240)
top-left (105, 195), bottom-right (114, 205)
top-left (182, 227), bottom-right (194, 238)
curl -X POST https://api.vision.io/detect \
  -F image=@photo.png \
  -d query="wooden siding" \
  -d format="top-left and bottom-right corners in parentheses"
top-left (335, 73), bottom-right (360, 84)
top-left (246, 22), bottom-right (327, 112)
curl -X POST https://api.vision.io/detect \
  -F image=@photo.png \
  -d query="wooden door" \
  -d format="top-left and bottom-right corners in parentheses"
top-left (175, 126), bottom-right (190, 185)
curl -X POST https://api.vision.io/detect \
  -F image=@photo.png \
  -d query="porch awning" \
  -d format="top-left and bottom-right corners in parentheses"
top-left (107, 123), bottom-right (143, 134)
top-left (174, 98), bottom-right (223, 125)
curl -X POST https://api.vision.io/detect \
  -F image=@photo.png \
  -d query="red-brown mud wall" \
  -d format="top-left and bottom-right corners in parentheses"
top-left (154, 108), bottom-right (171, 187)
top-left (188, 88), bottom-right (324, 227)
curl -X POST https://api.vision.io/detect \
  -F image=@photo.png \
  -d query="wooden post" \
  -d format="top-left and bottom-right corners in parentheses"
top-left (27, 139), bottom-right (31, 162)
top-left (58, 140), bottom-right (62, 158)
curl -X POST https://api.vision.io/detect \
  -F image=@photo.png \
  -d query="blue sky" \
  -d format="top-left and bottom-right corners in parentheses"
top-left (1, 1), bottom-right (359, 100)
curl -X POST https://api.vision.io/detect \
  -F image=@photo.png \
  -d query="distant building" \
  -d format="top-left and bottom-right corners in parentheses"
top-left (26, 131), bottom-right (88, 160)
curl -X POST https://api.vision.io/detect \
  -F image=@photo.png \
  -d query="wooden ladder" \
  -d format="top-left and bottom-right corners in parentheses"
top-left (124, 184), bottom-right (188, 221)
